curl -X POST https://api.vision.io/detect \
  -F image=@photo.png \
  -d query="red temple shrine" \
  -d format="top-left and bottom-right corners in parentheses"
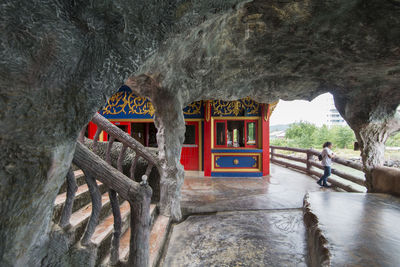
top-left (88, 86), bottom-right (276, 177)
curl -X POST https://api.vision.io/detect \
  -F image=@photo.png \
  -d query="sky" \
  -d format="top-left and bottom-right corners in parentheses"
top-left (270, 93), bottom-right (334, 126)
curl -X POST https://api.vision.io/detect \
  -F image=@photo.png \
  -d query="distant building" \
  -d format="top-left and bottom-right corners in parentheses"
top-left (324, 94), bottom-right (347, 127)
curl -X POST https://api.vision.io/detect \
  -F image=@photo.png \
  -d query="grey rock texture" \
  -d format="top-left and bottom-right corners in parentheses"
top-left (127, 0), bottom-right (400, 215)
top-left (1, 0), bottom-right (400, 265)
top-left (0, 1), bottom-right (241, 265)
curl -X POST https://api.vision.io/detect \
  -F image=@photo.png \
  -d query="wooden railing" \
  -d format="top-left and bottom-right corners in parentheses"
top-left (270, 146), bottom-right (366, 192)
top-left (60, 113), bottom-right (161, 267)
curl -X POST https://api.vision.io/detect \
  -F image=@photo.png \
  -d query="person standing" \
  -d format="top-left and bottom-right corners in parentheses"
top-left (317, 142), bottom-right (335, 187)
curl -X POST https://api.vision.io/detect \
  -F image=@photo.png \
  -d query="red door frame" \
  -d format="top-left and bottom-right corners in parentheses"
top-left (244, 120), bottom-right (258, 148)
top-left (87, 121), bottom-right (131, 141)
top-left (213, 120), bottom-right (227, 147)
top-left (180, 121), bottom-right (200, 170)
top-left (204, 101), bottom-right (212, 176)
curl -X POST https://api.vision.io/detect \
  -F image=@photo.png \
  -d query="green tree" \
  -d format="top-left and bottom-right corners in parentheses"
top-left (314, 125), bottom-right (333, 149)
top-left (331, 126), bottom-right (355, 148)
top-left (285, 122), bottom-right (317, 148)
top-left (278, 122), bottom-right (356, 149)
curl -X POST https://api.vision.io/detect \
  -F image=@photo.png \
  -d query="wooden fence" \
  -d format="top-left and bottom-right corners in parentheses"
top-left (270, 146), bottom-right (366, 192)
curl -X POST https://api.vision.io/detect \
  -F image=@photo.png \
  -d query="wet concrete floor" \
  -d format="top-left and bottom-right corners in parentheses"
top-left (181, 164), bottom-right (334, 214)
top-left (161, 164), bottom-right (334, 267)
top-left (307, 192), bottom-right (400, 267)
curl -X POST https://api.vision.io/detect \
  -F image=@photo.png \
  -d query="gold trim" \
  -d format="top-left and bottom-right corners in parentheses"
top-left (185, 118), bottom-right (204, 122)
top-left (266, 101), bottom-right (279, 121)
top-left (211, 117), bottom-right (214, 149)
top-left (212, 116), bottom-right (260, 120)
top-left (252, 156), bottom-right (257, 167)
top-left (108, 119), bottom-right (155, 122)
top-left (205, 101), bottom-right (211, 122)
top-left (215, 156), bottom-right (220, 167)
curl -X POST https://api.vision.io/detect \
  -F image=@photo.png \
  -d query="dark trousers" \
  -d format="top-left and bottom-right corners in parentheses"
top-left (318, 166), bottom-right (331, 186)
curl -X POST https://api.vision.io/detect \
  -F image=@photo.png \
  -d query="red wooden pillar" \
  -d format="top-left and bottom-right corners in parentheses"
top-left (262, 104), bottom-right (270, 176)
top-left (204, 101), bottom-right (212, 176)
top-left (88, 121), bottom-right (97, 139)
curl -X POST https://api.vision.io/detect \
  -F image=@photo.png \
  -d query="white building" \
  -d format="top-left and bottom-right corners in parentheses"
top-left (323, 94), bottom-right (347, 127)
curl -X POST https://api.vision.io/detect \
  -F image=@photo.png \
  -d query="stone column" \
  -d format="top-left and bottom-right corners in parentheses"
top-left (153, 95), bottom-right (185, 221)
top-left (334, 93), bottom-right (400, 192)
top-left (126, 75), bottom-right (186, 221)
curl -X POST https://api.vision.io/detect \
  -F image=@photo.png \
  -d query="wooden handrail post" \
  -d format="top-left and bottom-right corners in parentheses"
top-left (306, 150), bottom-right (312, 174)
top-left (271, 148), bottom-right (275, 160)
top-left (128, 182), bottom-right (152, 267)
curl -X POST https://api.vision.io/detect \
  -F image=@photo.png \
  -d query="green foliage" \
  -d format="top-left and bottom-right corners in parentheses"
top-left (387, 132), bottom-right (400, 147)
top-left (272, 122), bottom-right (356, 149)
top-left (285, 121), bottom-right (318, 148)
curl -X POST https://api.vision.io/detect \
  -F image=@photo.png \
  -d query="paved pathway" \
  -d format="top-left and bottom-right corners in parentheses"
top-left (180, 164), bottom-right (334, 214)
top-left (160, 164), bottom-right (334, 267)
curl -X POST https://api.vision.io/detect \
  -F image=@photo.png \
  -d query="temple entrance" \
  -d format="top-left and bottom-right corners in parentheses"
top-left (181, 121), bottom-right (201, 170)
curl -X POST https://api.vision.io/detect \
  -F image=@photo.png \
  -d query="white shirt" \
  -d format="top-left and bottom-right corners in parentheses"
top-left (321, 147), bottom-right (333, 166)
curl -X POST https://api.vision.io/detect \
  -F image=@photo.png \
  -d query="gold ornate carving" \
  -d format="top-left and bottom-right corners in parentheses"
top-left (265, 101), bottom-right (279, 121)
top-left (212, 97), bottom-right (260, 116)
top-left (102, 92), bottom-right (129, 115)
top-left (212, 100), bottom-right (243, 116)
top-left (233, 159), bottom-right (239, 165)
top-left (102, 91), bottom-right (155, 116)
top-left (215, 156), bottom-right (220, 167)
top-left (241, 97), bottom-right (260, 115)
top-left (183, 101), bottom-right (202, 115)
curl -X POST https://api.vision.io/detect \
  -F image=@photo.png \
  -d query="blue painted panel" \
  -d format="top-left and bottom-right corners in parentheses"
top-left (215, 155), bottom-right (257, 168)
top-left (211, 172), bottom-right (263, 177)
top-left (212, 149), bottom-right (263, 153)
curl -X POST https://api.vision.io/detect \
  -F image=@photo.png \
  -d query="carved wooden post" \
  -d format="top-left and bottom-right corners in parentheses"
top-left (128, 177), bottom-right (152, 267)
top-left (306, 150), bottom-right (312, 174)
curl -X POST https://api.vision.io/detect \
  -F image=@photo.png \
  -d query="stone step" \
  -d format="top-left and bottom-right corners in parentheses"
top-left (58, 169), bottom-right (85, 194)
top-left (68, 193), bottom-right (114, 245)
top-left (92, 201), bottom-right (131, 265)
top-left (53, 180), bottom-right (107, 223)
top-left (100, 204), bottom-right (160, 266)
top-left (148, 214), bottom-right (170, 267)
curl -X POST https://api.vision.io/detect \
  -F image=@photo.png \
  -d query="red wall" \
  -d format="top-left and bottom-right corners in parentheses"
top-left (262, 104), bottom-right (270, 176)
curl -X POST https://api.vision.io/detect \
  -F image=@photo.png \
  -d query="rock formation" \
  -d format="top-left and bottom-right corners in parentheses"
top-left (1, 0), bottom-right (399, 265)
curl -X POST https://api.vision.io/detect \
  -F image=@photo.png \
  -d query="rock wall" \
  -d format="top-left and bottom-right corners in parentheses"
top-left (127, 0), bottom-right (400, 211)
top-left (0, 0), bottom-right (241, 265)
top-left (1, 0), bottom-right (400, 265)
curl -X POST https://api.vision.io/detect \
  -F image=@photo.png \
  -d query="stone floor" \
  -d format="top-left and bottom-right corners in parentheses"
top-left (306, 192), bottom-right (400, 267)
top-left (161, 165), bottom-right (400, 267)
top-left (161, 164), bottom-right (334, 267)
top-left (163, 210), bottom-right (308, 267)
top-left (180, 164), bottom-right (334, 215)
